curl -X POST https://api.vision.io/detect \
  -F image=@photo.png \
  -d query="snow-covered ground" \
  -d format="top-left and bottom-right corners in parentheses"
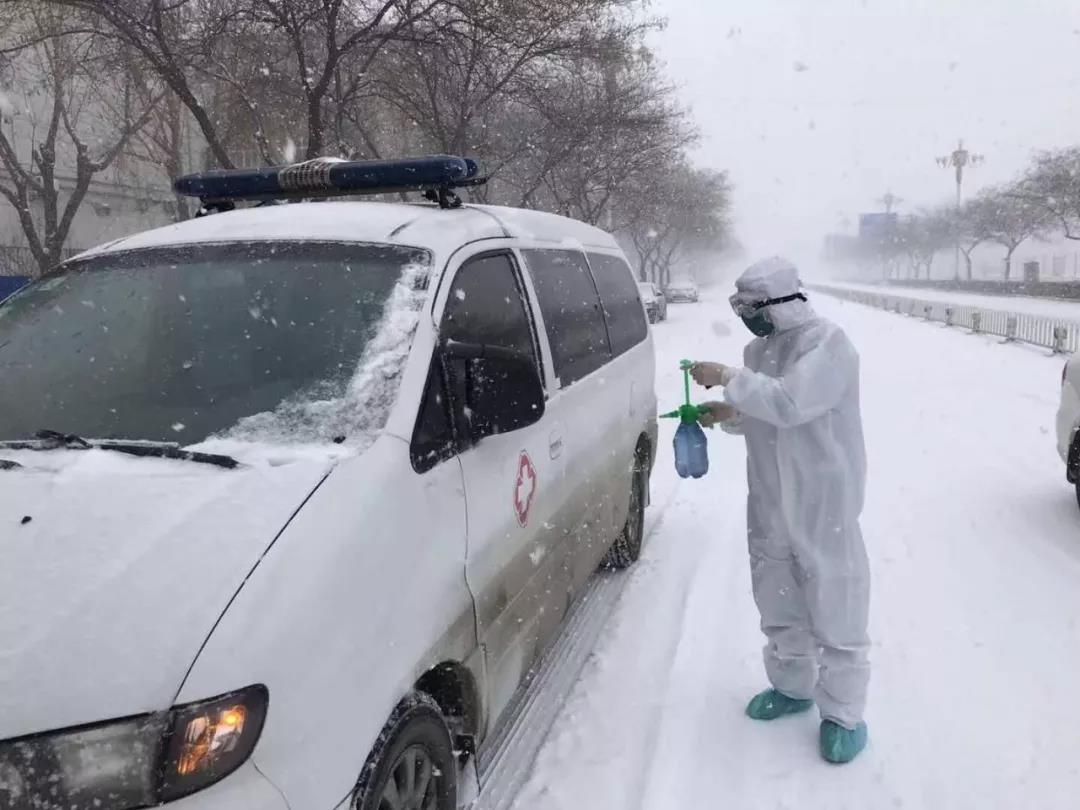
top-left (829, 281), bottom-right (1080, 322)
top-left (510, 292), bottom-right (1080, 810)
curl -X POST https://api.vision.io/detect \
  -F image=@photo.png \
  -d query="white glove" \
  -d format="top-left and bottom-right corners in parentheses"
top-left (697, 401), bottom-right (739, 428)
top-left (689, 362), bottom-right (739, 388)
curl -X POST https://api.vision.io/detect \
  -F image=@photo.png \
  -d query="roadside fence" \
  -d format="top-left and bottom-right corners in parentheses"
top-left (811, 284), bottom-right (1080, 355)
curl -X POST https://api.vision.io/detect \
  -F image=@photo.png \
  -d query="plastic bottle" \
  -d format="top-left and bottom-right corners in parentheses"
top-left (673, 419), bottom-right (709, 479)
top-left (661, 360), bottom-right (710, 479)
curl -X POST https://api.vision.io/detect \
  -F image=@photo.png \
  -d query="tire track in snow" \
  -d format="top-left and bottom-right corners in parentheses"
top-left (634, 479), bottom-right (767, 810)
top-left (480, 472), bottom-right (686, 810)
top-left (624, 497), bottom-right (711, 810)
top-left (507, 480), bottom-right (715, 810)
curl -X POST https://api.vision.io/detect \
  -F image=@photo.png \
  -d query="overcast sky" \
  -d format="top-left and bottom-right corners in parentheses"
top-left (651, 0), bottom-right (1080, 269)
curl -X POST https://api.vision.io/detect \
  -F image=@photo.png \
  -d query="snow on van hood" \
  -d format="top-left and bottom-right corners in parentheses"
top-left (0, 447), bottom-right (334, 741)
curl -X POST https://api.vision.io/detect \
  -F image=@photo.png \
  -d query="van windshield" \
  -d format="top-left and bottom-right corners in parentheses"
top-left (0, 241), bottom-right (430, 446)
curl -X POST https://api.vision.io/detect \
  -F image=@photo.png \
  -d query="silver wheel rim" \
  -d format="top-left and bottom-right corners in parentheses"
top-left (378, 745), bottom-right (440, 810)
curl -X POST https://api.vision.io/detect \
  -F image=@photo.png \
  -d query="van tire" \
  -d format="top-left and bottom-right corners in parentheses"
top-left (351, 692), bottom-right (457, 810)
top-left (601, 455), bottom-right (647, 570)
top-left (1069, 435), bottom-right (1080, 511)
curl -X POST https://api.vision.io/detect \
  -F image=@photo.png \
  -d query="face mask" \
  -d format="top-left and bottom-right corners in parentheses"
top-left (741, 311), bottom-right (775, 337)
top-left (731, 291), bottom-right (806, 338)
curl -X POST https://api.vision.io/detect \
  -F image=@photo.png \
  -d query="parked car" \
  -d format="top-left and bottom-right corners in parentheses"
top-left (637, 281), bottom-right (667, 323)
top-left (0, 274), bottom-right (28, 301)
top-left (1057, 353), bottom-right (1080, 507)
top-left (0, 157), bottom-right (658, 810)
top-left (665, 278), bottom-right (699, 303)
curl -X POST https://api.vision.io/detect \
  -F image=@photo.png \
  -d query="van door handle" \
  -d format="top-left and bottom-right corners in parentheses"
top-left (548, 431), bottom-right (564, 459)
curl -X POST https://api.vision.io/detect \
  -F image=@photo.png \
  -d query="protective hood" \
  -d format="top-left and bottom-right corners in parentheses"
top-left (734, 257), bottom-right (814, 333)
top-left (0, 448), bottom-right (334, 740)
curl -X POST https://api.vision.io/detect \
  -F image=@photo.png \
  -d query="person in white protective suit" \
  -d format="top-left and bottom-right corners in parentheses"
top-left (690, 257), bottom-right (870, 765)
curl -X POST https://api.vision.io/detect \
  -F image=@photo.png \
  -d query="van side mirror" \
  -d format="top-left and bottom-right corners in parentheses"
top-left (443, 340), bottom-right (545, 442)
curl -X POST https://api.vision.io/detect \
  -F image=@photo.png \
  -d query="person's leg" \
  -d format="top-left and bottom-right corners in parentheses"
top-left (748, 512), bottom-right (819, 703)
top-left (799, 520), bottom-right (871, 731)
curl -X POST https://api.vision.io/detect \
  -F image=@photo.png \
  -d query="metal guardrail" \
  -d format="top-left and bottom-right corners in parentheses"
top-left (0, 245), bottom-right (80, 277)
top-left (811, 284), bottom-right (1080, 354)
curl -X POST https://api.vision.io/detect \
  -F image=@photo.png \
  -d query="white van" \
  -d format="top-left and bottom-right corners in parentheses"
top-left (0, 171), bottom-right (657, 809)
top-left (1057, 353), bottom-right (1080, 508)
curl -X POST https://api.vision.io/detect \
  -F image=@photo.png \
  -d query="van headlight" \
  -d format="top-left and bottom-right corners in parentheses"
top-left (0, 685), bottom-right (268, 809)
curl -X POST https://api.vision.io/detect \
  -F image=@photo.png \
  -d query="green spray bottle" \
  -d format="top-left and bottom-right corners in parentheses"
top-left (661, 360), bottom-right (710, 479)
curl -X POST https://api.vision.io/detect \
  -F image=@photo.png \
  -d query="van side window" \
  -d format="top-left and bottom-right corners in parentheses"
top-left (521, 249), bottom-right (612, 386)
top-left (411, 359), bottom-right (455, 473)
top-left (412, 252), bottom-right (539, 472)
top-left (588, 253), bottom-right (648, 356)
top-left (443, 253), bottom-right (538, 365)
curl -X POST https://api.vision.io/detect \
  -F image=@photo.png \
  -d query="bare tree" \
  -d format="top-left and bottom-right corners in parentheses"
top-left (372, 0), bottom-right (652, 161)
top-left (1013, 147), bottom-right (1080, 241)
top-left (919, 210), bottom-right (953, 279)
top-left (132, 90), bottom-right (193, 219)
top-left (231, 0), bottom-right (449, 160)
top-left (621, 163), bottom-right (730, 285)
top-left (38, 0), bottom-right (239, 168)
top-left (981, 185), bottom-right (1048, 280)
top-left (0, 5), bottom-right (162, 273)
top-left (891, 216), bottom-right (921, 279)
top-left (954, 197), bottom-right (994, 281)
top-left (894, 210), bottom-right (951, 280)
top-left (45, 0), bottom-right (448, 167)
top-left (523, 48), bottom-right (694, 226)
top-left (27, 0), bottom-right (734, 262)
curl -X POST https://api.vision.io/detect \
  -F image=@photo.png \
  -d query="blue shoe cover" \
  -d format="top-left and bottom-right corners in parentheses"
top-left (820, 720), bottom-right (868, 763)
top-left (745, 688), bottom-right (814, 721)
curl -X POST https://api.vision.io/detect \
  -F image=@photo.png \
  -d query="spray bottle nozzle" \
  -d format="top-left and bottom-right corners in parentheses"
top-left (660, 403), bottom-right (711, 424)
top-left (659, 359), bottom-right (711, 426)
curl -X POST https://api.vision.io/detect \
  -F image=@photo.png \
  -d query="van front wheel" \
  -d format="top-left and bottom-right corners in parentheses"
top-left (602, 456), bottom-right (647, 570)
top-left (352, 692), bottom-right (457, 810)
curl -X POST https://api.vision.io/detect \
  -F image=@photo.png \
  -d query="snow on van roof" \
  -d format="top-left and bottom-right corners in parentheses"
top-left (74, 201), bottom-right (619, 261)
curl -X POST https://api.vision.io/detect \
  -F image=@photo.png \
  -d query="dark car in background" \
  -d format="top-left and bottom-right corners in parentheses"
top-left (0, 274), bottom-right (29, 301)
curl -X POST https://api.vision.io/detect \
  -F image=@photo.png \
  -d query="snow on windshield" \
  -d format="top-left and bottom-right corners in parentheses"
top-left (218, 261), bottom-right (428, 447)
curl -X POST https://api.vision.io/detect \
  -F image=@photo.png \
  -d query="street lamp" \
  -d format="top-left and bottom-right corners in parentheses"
top-left (878, 190), bottom-right (902, 214)
top-left (936, 139), bottom-right (984, 280)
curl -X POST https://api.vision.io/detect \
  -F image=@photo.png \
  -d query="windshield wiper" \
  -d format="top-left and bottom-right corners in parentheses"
top-left (36, 429), bottom-right (92, 449)
top-left (0, 430), bottom-right (239, 469)
top-left (0, 458), bottom-right (21, 470)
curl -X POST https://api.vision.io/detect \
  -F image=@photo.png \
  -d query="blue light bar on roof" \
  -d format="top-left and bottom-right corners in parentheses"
top-left (173, 155), bottom-right (482, 203)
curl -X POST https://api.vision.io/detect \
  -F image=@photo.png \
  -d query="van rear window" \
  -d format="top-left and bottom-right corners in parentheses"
top-left (521, 249), bottom-right (612, 387)
top-left (588, 253), bottom-right (648, 356)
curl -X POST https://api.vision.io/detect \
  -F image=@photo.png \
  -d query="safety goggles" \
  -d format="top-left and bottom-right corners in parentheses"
top-left (729, 291), bottom-right (807, 318)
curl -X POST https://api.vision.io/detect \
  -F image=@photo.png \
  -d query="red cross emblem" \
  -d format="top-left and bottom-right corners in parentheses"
top-left (513, 451), bottom-right (537, 527)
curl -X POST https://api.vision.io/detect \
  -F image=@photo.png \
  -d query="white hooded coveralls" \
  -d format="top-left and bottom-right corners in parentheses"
top-left (723, 258), bottom-right (870, 729)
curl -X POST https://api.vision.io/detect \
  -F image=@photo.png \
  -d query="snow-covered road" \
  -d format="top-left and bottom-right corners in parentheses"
top-left (511, 291), bottom-right (1080, 810)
